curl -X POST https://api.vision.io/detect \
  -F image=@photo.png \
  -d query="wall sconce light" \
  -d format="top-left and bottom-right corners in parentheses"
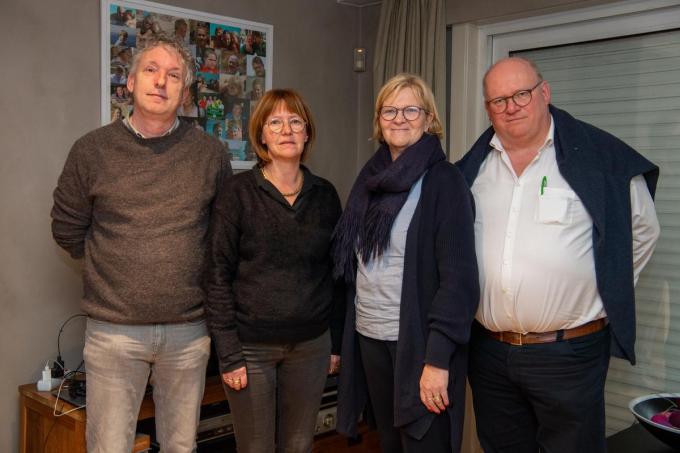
top-left (353, 48), bottom-right (366, 72)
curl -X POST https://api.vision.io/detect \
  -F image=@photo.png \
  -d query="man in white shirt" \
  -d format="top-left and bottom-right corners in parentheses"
top-left (456, 57), bottom-right (660, 453)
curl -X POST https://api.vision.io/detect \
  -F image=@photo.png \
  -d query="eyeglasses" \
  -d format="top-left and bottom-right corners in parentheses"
top-left (380, 105), bottom-right (427, 121)
top-left (486, 81), bottom-right (544, 114)
top-left (265, 117), bottom-right (306, 134)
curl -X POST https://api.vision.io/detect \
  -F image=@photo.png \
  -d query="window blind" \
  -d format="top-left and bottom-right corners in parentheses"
top-left (514, 29), bottom-right (680, 435)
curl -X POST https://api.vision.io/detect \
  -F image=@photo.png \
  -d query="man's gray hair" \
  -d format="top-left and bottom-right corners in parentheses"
top-left (129, 36), bottom-right (195, 88)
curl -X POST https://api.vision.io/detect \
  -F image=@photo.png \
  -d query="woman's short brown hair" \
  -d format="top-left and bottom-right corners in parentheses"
top-left (249, 89), bottom-right (316, 166)
top-left (372, 73), bottom-right (443, 142)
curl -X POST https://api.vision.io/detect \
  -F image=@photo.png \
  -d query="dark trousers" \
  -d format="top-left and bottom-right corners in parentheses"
top-left (358, 333), bottom-right (451, 453)
top-left (224, 331), bottom-right (331, 453)
top-left (468, 323), bottom-right (611, 453)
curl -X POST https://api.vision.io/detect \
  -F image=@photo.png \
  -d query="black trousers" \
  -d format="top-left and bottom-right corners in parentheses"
top-left (358, 333), bottom-right (451, 453)
top-left (468, 322), bottom-right (611, 453)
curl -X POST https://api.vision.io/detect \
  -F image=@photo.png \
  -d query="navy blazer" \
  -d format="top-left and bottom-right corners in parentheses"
top-left (456, 105), bottom-right (658, 364)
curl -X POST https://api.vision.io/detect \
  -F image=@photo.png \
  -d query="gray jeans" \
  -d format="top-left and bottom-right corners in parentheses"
top-left (225, 330), bottom-right (331, 453)
top-left (84, 318), bottom-right (210, 453)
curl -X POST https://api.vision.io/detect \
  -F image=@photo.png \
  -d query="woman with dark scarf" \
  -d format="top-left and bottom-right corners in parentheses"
top-left (332, 73), bottom-right (479, 453)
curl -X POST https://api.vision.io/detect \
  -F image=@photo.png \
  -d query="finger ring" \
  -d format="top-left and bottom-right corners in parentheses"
top-left (433, 395), bottom-right (442, 402)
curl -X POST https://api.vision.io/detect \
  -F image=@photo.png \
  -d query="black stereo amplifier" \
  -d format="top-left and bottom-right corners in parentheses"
top-left (138, 375), bottom-right (339, 452)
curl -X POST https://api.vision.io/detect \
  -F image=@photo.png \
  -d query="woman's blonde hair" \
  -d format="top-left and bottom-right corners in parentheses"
top-left (249, 89), bottom-right (316, 166)
top-left (372, 73), bottom-right (443, 142)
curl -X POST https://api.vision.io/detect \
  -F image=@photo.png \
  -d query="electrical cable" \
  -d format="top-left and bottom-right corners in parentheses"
top-left (53, 370), bottom-right (86, 417)
top-left (42, 417), bottom-right (57, 453)
top-left (44, 370), bottom-right (86, 452)
top-left (42, 314), bottom-right (88, 451)
top-left (55, 313), bottom-right (87, 373)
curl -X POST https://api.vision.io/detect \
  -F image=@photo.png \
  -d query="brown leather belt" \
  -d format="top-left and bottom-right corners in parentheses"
top-left (483, 318), bottom-right (608, 345)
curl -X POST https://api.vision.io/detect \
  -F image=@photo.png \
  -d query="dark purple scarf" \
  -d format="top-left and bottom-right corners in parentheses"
top-left (331, 133), bottom-right (445, 282)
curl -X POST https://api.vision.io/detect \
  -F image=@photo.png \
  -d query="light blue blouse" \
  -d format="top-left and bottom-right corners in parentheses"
top-left (355, 174), bottom-right (424, 341)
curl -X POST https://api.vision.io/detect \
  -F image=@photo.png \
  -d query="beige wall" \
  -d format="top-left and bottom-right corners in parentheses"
top-left (0, 0), bottom-right (379, 451)
top-left (356, 5), bottom-right (382, 169)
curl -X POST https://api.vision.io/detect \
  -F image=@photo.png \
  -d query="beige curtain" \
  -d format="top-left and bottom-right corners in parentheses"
top-left (373, 0), bottom-right (446, 135)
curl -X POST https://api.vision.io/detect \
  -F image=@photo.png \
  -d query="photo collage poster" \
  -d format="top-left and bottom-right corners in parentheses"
top-left (105, 1), bottom-right (271, 166)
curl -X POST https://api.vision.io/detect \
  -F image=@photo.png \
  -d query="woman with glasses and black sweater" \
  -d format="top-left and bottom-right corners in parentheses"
top-left (204, 89), bottom-right (343, 453)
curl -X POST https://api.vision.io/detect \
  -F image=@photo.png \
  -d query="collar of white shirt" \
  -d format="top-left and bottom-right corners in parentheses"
top-left (488, 115), bottom-right (555, 156)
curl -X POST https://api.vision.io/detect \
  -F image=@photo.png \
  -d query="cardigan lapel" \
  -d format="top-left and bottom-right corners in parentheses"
top-left (551, 106), bottom-right (606, 239)
top-left (457, 127), bottom-right (494, 188)
top-left (459, 106), bottom-right (608, 237)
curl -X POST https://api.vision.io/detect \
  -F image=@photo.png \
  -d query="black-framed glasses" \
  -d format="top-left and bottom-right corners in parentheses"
top-left (380, 105), bottom-right (428, 121)
top-left (486, 81), bottom-right (544, 114)
top-left (265, 117), bottom-right (306, 134)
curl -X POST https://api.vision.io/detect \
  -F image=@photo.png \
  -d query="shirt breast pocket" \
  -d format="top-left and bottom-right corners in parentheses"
top-left (535, 187), bottom-right (576, 225)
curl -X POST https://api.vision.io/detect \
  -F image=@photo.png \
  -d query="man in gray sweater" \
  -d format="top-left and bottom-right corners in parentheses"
top-left (51, 36), bottom-right (231, 453)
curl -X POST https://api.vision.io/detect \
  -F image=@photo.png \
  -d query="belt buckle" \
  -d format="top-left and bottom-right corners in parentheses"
top-left (501, 332), bottom-right (523, 346)
top-left (511, 332), bottom-right (523, 346)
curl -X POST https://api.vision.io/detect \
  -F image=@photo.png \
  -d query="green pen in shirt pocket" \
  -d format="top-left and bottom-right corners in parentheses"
top-left (540, 176), bottom-right (548, 195)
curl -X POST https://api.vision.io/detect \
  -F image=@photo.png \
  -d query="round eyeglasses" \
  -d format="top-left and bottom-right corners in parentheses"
top-left (486, 81), bottom-right (543, 114)
top-left (380, 105), bottom-right (427, 121)
top-left (265, 117), bottom-right (306, 134)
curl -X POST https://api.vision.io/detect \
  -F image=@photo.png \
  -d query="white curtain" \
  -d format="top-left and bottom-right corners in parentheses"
top-left (373, 0), bottom-right (446, 134)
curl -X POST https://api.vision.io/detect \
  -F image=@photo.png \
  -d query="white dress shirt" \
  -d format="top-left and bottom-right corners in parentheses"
top-left (471, 117), bottom-right (660, 333)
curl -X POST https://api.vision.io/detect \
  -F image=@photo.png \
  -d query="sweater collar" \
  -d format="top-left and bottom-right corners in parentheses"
top-left (254, 164), bottom-right (321, 207)
top-left (123, 116), bottom-right (180, 139)
top-left (254, 164), bottom-right (322, 189)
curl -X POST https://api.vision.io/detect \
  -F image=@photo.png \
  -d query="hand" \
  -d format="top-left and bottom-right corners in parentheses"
top-left (419, 364), bottom-right (449, 414)
top-left (222, 366), bottom-right (248, 392)
top-left (328, 355), bottom-right (341, 374)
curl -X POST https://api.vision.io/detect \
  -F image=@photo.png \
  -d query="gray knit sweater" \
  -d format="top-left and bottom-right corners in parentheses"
top-left (51, 119), bottom-right (232, 324)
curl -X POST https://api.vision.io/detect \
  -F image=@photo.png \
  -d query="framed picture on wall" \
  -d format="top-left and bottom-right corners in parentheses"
top-left (101, 0), bottom-right (272, 169)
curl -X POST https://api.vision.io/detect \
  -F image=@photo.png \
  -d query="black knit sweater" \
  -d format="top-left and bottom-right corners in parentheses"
top-left (205, 166), bottom-right (344, 373)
